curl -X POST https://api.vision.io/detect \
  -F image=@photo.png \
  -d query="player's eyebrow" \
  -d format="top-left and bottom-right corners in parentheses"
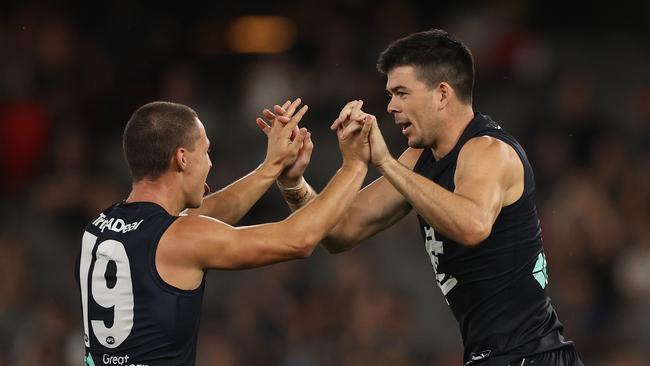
top-left (387, 85), bottom-right (409, 94)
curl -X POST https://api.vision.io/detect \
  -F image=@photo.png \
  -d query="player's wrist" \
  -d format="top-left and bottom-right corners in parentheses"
top-left (259, 159), bottom-right (284, 179)
top-left (277, 176), bottom-right (314, 210)
top-left (341, 159), bottom-right (368, 174)
top-left (374, 154), bottom-right (396, 174)
top-left (277, 176), bottom-right (305, 191)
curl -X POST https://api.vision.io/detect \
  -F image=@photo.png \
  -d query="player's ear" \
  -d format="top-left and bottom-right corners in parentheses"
top-left (173, 148), bottom-right (188, 172)
top-left (437, 82), bottom-right (452, 110)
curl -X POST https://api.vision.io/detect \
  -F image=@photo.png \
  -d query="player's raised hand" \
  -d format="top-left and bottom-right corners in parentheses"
top-left (256, 98), bottom-right (302, 139)
top-left (256, 98), bottom-right (314, 186)
top-left (330, 100), bottom-right (363, 131)
top-left (336, 115), bottom-right (372, 167)
top-left (258, 100), bottom-right (309, 175)
top-left (278, 128), bottom-right (313, 186)
top-left (361, 114), bottom-right (391, 168)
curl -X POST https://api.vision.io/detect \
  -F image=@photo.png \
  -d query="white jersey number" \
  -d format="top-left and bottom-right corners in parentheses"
top-left (80, 231), bottom-right (134, 348)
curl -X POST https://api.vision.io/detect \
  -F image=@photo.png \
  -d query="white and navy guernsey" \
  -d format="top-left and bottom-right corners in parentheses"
top-left (76, 201), bottom-right (205, 366)
top-left (413, 113), bottom-right (574, 365)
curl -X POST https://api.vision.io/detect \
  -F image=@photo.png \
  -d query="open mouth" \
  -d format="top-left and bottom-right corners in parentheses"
top-left (400, 122), bottom-right (412, 135)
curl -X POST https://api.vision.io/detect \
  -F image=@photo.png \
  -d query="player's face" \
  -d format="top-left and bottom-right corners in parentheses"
top-left (184, 119), bottom-right (212, 208)
top-left (386, 65), bottom-right (440, 148)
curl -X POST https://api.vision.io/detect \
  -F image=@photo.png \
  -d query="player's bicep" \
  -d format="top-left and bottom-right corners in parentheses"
top-left (453, 137), bottom-right (515, 225)
top-left (174, 216), bottom-right (302, 270)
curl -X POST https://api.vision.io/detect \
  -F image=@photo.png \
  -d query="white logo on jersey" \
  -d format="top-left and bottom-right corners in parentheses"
top-left (466, 349), bottom-right (492, 365)
top-left (102, 353), bottom-right (149, 366)
top-left (92, 213), bottom-right (143, 234)
top-left (424, 226), bottom-right (458, 298)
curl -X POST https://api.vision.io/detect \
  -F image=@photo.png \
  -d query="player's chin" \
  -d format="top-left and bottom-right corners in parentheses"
top-left (187, 193), bottom-right (204, 209)
top-left (407, 137), bottom-right (425, 148)
top-left (187, 200), bottom-right (202, 210)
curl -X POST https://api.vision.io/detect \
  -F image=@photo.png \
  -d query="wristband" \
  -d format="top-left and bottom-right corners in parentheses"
top-left (277, 177), bottom-right (306, 191)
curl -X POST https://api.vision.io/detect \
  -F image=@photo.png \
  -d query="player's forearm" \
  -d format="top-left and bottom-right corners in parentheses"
top-left (321, 177), bottom-right (412, 254)
top-left (318, 205), bottom-right (369, 253)
top-left (377, 157), bottom-right (490, 246)
top-left (320, 199), bottom-right (402, 253)
top-left (285, 161), bottom-right (367, 249)
top-left (319, 227), bottom-right (358, 253)
top-left (188, 162), bottom-right (281, 224)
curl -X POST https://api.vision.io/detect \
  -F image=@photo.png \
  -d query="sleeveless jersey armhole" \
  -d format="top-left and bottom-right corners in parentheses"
top-left (148, 216), bottom-right (206, 296)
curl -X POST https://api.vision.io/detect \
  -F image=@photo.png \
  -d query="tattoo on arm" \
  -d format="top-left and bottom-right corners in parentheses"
top-left (277, 178), bottom-right (316, 211)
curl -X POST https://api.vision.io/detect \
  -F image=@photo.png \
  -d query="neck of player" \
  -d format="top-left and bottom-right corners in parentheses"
top-left (431, 105), bottom-right (474, 161)
top-left (126, 177), bottom-right (186, 216)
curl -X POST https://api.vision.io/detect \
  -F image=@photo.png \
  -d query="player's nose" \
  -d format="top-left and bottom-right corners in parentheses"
top-left (387, 96), bottom-right (400, 114)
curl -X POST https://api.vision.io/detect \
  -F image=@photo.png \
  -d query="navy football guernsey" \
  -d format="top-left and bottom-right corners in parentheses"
top-left (76, 201), bottom-right (204, 366)
top-left (413, 113), bottom-right (573, 365)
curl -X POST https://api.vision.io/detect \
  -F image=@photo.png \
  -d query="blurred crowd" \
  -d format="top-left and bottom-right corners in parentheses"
top-left (1, 1), bottom-right (649, 365)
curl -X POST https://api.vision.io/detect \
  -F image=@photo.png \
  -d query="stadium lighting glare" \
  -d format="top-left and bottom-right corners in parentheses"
top-left (226, 16), bottom-right (297, 54)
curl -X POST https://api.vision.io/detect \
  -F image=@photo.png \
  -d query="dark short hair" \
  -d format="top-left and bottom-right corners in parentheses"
top-left (377, 29), bottom-right (474, 104)
top-left (123, 101), bottom-right (200, 181)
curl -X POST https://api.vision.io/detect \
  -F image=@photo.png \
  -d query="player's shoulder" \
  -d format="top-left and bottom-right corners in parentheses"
top-left (159, 214), bottom-right (235, 263)
top-left (458, 136), bottom-right (522, 180)
top-left (173, 214), bottom-right (231, 232)
top-left (164, 214), bottom-right (234, 243)
top-left (398, 147), bottom-right (425, 169)
top-left (461, 135), bottom-right (518, 160)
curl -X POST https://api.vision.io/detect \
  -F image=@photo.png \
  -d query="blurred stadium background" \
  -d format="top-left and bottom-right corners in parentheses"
top-left (1, 1), bottom-right (649, 365)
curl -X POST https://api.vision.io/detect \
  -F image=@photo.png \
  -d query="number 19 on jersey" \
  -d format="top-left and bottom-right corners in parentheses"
top-left (80, 231), bottom-right (135, 348)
